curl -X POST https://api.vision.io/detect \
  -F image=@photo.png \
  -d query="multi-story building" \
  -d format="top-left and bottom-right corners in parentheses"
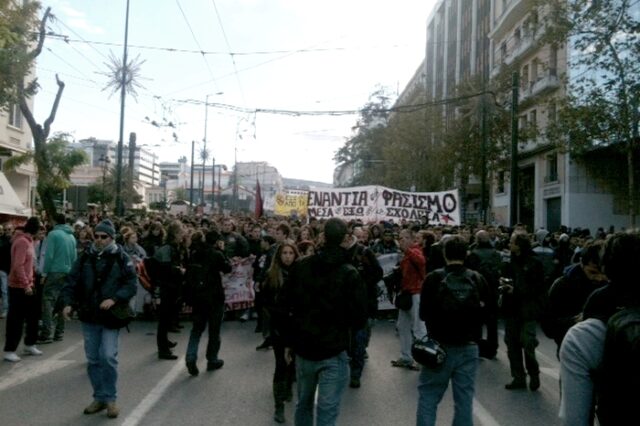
top-left (423, 0), bottom-right (492, 220)
top-left (487, 0), bottom-right (634, 232)
top-left (0, 101), bottom-right (35, 215)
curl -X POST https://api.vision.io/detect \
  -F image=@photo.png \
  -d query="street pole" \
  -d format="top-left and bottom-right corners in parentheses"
top-left (211, 156), bottom-right (215, 213)
top-left (218, 165), bottom-right (222, 214)
top-left (510, 72), bottom-right (520, 227)
top-left (202, 95), bottom-right (209, 207)
top-left (115, 0), bottom-right (131, 217)
top-left (190, 140), bottom-right (195, 209)
top-left (480, 32), bottom-right (488, 225)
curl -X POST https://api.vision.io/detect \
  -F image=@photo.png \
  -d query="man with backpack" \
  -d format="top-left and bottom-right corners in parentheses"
top-left (561, 231), bottom-right (640, 425)
top-left (61, 220), bottom-right (138, 419)
top-left (417, 235), bottom-right (489, 426)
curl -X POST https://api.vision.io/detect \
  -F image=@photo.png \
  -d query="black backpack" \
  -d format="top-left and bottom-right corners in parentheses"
top-left (596, 307), bottom-right (640, 425)
top-left (436, 269), bottom-right (482, 322)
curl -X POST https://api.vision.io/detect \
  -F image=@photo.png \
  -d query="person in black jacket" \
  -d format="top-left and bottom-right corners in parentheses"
top-left (418, 235), bottom-right (489, 426)
top-left (184, 230), bottom-right (232, 376)
top-left (344, 230), bottom-right (383, 389)
top-left (281, 218), bottom-right (367, 426)
top-left (501, 231), bottom-right (545, 391)
top-left (153, 221), bottom-right (186, 360)
top-left (61, 220), bottom-right (137, 419)
top-left (263, 241), bottom-right (300, 423)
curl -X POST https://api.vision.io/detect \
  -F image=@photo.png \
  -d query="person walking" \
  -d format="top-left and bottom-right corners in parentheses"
top-left (418, 235), bottom-right (489, 426)
top-left (263, 241), bottom-right (300, 423)
top-left (3, 217), bottom-right (42, 362)
top-left (184, 230), bottom-right (232, 376)
top-left (281, 218), bottom-right (367, 426)
top-left (501, 231), bottom-right (545, 391)
top-left (60, 219), bottom-right (137, 418)
top-left (391, 228), bottom-right (427, 371)
top-left (38, 213), bottom-right (77, 344)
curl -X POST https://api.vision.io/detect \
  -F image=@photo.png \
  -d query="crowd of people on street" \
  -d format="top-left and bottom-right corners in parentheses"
top-left (1, 210), bottom-right (638, 425)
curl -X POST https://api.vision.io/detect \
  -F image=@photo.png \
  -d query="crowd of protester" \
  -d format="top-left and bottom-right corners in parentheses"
top-left (0, 210), bottom-right (637, 425)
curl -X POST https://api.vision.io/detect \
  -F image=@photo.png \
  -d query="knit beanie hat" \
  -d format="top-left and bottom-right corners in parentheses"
top-left (95, 219), bottom-right (116, 239)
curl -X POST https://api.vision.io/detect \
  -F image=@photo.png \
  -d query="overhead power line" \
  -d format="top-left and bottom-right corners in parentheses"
top-left (43, 32), bottom-right (412, 56)
top-left (173, 91), bottom-right (492, 117)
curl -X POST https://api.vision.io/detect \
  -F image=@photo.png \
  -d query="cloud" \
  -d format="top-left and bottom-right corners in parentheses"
top-left (56, 2), bottom-right (105, 35)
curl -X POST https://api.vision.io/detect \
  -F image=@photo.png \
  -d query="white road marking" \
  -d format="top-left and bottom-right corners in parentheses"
top-left (474, 398), bottom-right (502, 426)
top-left (121, 356), bottom-right (186, 426)
top-left (0, 341), bottom-right (82, 392)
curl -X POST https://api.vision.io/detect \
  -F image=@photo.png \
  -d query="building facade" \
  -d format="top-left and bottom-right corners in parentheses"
top-left (0, 101), bottom-right (35, 211)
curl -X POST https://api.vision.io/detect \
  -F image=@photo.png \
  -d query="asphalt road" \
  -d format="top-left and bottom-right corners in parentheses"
top-left (0, 316), bottom-right (563, 426)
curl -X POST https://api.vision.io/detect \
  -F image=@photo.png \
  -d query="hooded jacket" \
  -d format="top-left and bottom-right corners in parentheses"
top-left (8, 231), bottom-right (34, 289)
top-left (400, 244), bottom-right (426, 295)
top-left (43, 224), bottom-right (77, 276)
top-left (280, 246), bottom-right (367, 361)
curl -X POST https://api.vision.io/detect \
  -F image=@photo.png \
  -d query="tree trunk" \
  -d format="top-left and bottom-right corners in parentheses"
top-left (629, 144), bottom-right (637, 229)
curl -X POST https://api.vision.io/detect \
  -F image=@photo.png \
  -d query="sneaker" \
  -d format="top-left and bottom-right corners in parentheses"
top-left (23, 345), bottom-right (43, 356)
top-left (207, 359), bottom-right (224, 371)
top-left (505, 379), bottom-right (527, 390)
top-left (37, 337), bottom-right (54, 344)
top-left (529, 375), bottom-right (540, 391)
top-left (3, 352), bottom-right (21, 362)
top-left (186, 361), bottom-right (199, 377)
top-left (390, 359), bottom-right (420, 371)
top-left (53, 333), bottom-right (64, 342)
top-left (83, 401), bottom-right (107, 415)
top-left (349, 377), bottom-right (361, 388)
top-left (106, 402), bottom-right (119, 418)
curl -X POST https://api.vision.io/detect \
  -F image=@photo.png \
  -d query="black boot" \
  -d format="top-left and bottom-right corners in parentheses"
top-left (273, 381), bottom-right (287, 423)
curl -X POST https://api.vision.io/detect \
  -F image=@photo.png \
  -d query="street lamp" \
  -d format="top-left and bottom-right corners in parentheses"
top-left (98, 154), bottom-right (111, 211)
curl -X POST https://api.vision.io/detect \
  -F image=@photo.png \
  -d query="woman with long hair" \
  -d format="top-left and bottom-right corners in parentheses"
top-left (263, 241), bottom-right (300, 423)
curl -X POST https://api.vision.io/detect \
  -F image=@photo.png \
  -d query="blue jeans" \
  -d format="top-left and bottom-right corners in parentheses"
top-left (295, 351), bottom-right (349, 426)
top-left (186, 302), bottom-right (224, 363)
top-left (0, 270), bottom-right (8, 315)
top-left (417, 344), bottom-right (479, 426)
top-left (82, 322), bottom-right (120, 403)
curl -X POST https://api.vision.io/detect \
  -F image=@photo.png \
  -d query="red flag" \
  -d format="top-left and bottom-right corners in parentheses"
top-left (255, 179), bottom-right (264, 218)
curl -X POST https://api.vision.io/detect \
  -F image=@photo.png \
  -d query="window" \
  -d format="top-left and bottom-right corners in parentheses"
top-left (549, 46), bottom-right (558, 76)
top-left (8, 104), bottom-right (22, 129)
top-left (497, 171), bottom-right (505, 193)
top-left (521, 64), bottom-right (529, 90)
top-left (514, 27), bottom-right (521, 46)
top-left (548, 101), bottom-right (557, 122)
top-left (529, 109), bottom-right (537, 129)
top-left (546, 154), bottom-right (558, 182)
top-left (519, 115), bottom-right (527, 130)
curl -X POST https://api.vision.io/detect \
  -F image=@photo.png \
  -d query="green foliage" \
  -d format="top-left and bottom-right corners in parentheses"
top-left (174, 187), bottom-right (187, 202)
top-left (4, 133), bottom-right (87, 189)
top-left (0, 0), bottom-right (41, 110)
top-left (539, 0), bottom-right (640, 225)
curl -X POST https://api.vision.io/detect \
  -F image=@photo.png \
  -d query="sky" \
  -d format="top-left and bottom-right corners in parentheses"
top-left (34, 0), bottom-right (437, 184)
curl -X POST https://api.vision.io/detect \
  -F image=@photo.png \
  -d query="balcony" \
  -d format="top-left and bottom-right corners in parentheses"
top-left (531, 72), bottom-right (560, 97)
top-left (490, 0), bottom-right (533, 41)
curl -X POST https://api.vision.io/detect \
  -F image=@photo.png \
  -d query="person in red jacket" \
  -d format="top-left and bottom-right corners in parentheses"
top-left (391, 228), bottom-right (427, 370)
top-left (3, 217), bottom-right (42, 362)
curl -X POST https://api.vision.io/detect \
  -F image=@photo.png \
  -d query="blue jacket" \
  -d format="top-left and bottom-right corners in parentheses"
top-left (62, 243), bottom-right (137, 325)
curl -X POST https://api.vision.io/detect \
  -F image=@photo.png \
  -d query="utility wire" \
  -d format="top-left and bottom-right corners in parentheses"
top-left (210, 0), bottom-right (246, 103)
top-left (175, 0), bottom-right (221, 93)
top-left (175, 90), bottom-right (492, 117)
